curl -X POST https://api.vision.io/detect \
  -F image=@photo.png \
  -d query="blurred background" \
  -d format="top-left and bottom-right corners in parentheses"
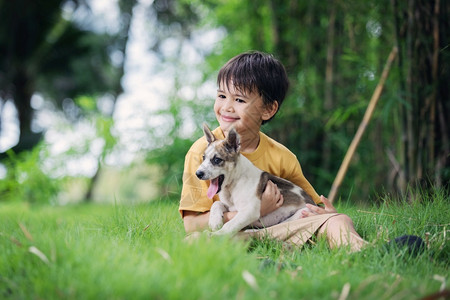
top-left (0, 0), bottom-right (448, 205)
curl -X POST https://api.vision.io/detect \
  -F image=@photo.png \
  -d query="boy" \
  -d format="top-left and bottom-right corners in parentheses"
top-left (179, 51), bottom-right (368, 252)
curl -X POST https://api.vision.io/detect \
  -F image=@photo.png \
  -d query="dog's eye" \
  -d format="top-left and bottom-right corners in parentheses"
top-left (212, 156), bottom-right (223, 165)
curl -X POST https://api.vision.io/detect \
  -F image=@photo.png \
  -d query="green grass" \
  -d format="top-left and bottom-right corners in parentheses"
top-left (0, 188), bottom-right (448, 299)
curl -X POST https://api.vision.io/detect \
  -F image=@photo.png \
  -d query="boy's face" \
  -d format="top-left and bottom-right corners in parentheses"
top-left (214, 81), bottom-right (276, 137)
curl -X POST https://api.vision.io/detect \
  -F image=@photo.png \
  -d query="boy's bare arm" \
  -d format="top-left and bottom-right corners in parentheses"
top-left (183, 210), bottom-right (237, 233)
top-left (260, 180), bottom-right (284, 216)
top-left (301, 195), bottom-right (337, 217)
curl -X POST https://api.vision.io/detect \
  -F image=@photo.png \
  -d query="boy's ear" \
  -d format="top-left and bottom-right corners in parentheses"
top-left (203, 123), bottom-right (216, 144)
top-left (225, 127), bottom-right (240, 153)
top-left (262, 101), bottom-right (279, 121)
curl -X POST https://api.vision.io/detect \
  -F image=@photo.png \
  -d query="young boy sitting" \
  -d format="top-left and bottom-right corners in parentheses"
top-left (179, 51), bottom-right (374, 252)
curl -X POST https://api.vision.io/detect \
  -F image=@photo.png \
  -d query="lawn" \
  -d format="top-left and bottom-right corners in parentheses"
top-left (0, 188), bottom-right (448, 299)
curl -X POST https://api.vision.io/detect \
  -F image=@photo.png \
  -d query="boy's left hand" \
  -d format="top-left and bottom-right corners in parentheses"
top-left (260, 180), bottom-right (284, 217)
top-left (301, 195), bottom-right (337, 218)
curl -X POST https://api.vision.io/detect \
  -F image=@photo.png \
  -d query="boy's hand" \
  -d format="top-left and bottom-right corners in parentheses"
top-left (260, 180), bottom-right (283, 217)
top-left (301, 195), bottom-right (337, 218)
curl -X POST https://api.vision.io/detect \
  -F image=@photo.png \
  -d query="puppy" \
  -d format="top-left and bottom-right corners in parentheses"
top-left (195, 124), bottom-right (317, 236)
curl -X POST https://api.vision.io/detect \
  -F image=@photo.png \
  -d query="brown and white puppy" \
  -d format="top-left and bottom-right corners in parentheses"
top-left (195, 124), bottom-right (317, 236)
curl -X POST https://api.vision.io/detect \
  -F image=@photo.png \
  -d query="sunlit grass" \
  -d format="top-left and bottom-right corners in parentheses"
top-left (0, 188), bottom-right (448, 299)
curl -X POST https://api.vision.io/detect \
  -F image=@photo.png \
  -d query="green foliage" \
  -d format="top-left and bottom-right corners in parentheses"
top-left (0, 190), bottom-right (448, 299)
top-left (0, 146), bottom-right (61, 204)
top-left (169, 0), bottom-right (449, 203)
top-left (76, 95), bottom-right (117, 161)
top-left (146, 136), bottom-right (194, 197)
top-left (0, 0), bottom-right (125, 153)
top-left (75, 95), bottom-right (97, 112)
top-left (0, 93), bottom-right (120, 205)
top-left (2, 0), bottom-right (447, 205)
top-left (36, 25), bottom-right (121, 102)
top-left (145, 94), bottom-right (206, 197)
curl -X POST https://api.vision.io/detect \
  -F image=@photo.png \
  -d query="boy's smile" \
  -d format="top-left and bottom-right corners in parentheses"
top-left (214, 81), bottom-right (277, 152)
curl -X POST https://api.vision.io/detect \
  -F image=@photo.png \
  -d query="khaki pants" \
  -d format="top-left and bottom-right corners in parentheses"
top-left (186, 213), bottom-right (367, 252)
top-left (237, 213), bottom-right (341, 247)
top-left (237, 213), bottom-right (367, 252)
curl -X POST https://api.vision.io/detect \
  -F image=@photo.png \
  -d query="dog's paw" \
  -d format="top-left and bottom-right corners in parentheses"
top-left (209, 227), bottom-right (236, 236)
top-left (209, 215), bottom-right (224, 231)
top-left (209, 202), bottom-right (226, 231)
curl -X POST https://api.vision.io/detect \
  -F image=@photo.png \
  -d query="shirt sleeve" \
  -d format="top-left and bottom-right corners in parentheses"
top-left (178, 142), bottom-right (218, 217)
top-left (286, 157), bottom-right (322, 204)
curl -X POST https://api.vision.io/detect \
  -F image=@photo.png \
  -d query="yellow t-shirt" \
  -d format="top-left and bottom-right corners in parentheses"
top-left (179, 127), bottom-right (321, 217)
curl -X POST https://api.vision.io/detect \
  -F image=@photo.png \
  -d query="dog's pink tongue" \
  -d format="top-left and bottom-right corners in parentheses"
top-left (207, 177), bottom-right (219, 199)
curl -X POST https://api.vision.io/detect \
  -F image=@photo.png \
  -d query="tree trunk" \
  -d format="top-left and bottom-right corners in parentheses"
top-left (391, 0), bottom-right (408, 191)
top-left (391, 0), bottom-right (450, 197)
top-left (322, 0), bottom-right (336, 173)
top-left (10, 69), bottom-right (42, 153)
top-left (84, 0), bottom-right (137, 202)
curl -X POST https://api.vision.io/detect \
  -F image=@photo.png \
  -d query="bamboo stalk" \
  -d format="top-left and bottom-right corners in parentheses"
top-left (328, 46), bottom-right (398, 203)
top-left (430, 0), bottom-right (440, 181)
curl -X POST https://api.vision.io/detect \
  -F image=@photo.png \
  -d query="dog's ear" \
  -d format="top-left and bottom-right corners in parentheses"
top-left (225, 127), bottom-right (240, 153)
top-left (203, 123), bottom-right (216, 144)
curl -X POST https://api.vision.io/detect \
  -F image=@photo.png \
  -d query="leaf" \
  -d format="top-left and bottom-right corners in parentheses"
top-left (75, 95), bottom-right (97, 112)
top-left (242, 270), bottom-right (258, 291)
top-left (433, 274), bottom-right (446, 292)
top-left (29, 246), bottom-right (50, 265)
top-left (156, 248), bottom-right (172, 263)
top-left (338, 283), bottom-right (351, 300)
top-left (19, 223), bottom-right (34, 241)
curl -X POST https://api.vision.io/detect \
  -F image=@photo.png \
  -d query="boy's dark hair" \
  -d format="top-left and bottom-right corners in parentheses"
top-left (217, 51), bottom-right (289, 124)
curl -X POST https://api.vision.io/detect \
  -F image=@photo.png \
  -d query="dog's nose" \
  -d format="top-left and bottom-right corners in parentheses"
top-left (196, 170), bottom-right (205, 179)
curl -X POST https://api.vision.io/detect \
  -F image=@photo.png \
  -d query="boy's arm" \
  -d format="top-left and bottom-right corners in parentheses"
top-left (287, 159), bottom-right (321, 204)
top-left (183, 210), bottom-right (237, 233)
top-left (302, 195), bottom-right (337, 217)
top-left (260, 180), bottom-right (284, 216)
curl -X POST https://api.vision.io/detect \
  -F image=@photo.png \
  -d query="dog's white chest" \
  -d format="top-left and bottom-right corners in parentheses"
top-left (219, 178), bottom-right (260, 211)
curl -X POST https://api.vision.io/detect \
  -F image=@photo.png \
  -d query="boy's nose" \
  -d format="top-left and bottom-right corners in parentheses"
top-left (222, 98), bottom-right (234, 112)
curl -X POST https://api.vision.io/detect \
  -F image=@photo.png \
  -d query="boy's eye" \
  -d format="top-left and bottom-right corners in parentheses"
top-left (236, 98), bottom-right (245, 103)
top-left (202, 154), bottom-right (205, 161)
top-left (211, 156), bottom-right (223, 165)
top-left (217, 94), bottom-right (226, 99)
